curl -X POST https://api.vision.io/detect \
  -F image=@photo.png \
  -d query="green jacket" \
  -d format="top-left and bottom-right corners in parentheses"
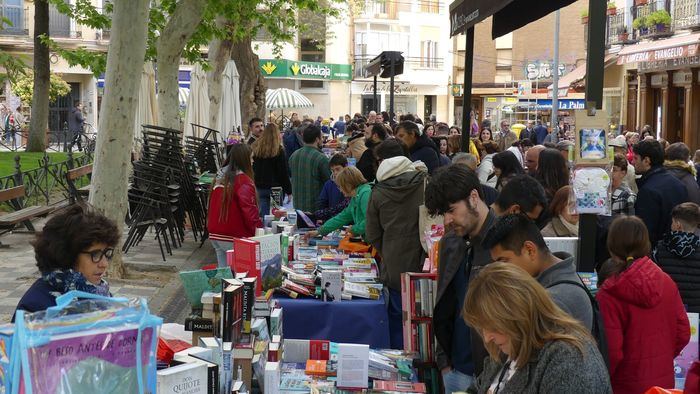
top-left (319, 183), bottom-right (372, 238)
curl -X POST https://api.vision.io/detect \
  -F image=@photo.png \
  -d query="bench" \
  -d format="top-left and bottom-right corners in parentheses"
top-left (66, 164), bottom-right (92, 203)
top-left (0, 185), bottom-right (54, 246)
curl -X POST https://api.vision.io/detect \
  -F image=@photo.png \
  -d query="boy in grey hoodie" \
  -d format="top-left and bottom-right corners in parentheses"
top-left (483, 213), bottom-right (593, 330)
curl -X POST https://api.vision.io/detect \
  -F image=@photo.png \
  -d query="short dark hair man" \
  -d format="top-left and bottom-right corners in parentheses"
top-left (664, 142), bottom-right (700, 205)
top-left (633, 140), bottom-right (688, 245)
top-left (247, 117), bottom-right (264, 145)
top-left (424, 164), bottom-right (496, 392)
top-left (357, 123), bottom-right (387, 182)
top-left (492, 175), bottom-right (547, 224)
top-left (289, 125), bottom-right (330, 212)
top-left (68, 101), bottom-right (85, 151)
top-left (482, 214), bottom-right (593, 330)
top-left (394, 121), bottom-right (440, 174)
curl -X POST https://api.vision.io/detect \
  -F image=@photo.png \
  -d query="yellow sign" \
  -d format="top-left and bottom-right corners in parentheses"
top-left (487, 97), bottom-right (497, 102)
top-left (261, 62), bottom-right (277, 75)
top-left (290, 63), bottom-right (301, 76)
top-left (504, 97), bottom-right (518, 104)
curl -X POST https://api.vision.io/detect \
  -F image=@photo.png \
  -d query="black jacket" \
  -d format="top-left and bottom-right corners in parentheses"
top-left (365, 170), bottom-right (426, 291)
top-left (68, 107), bottom-right (85, 133)
top-left (635, 166), bottom-right (689, 245)
top-left (410, 136), bottom-right (440, 174)
top-left (253, 149), bottom-right (292, 195)
top-left (357, 139), bottom-right (380, 182)
top-left (433, 209), bottom-right (496, 374)
top-left (654, 231), bottom-right (700, 313)
top-left (665, 161), bottom-right (700, 205)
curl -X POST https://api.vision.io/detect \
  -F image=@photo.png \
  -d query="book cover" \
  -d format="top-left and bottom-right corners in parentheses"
top-left (283, 339), bottom-right (330, 362)
top-left (321, 269), bottom-right (342, 302)
top-left (251, 317), bottom-right (270, 342)
top-left (241, 277), bottom-right (256, 333)
top-left (337, 343), bottom-right (369, 389)
top-left (280, 375), bottom-right (312, 392)
top-left (251, 233), bottom-right (285, 291)
top-left (232, 238), bottom-right (262, 295)
top-left (0, 325), bottom-right (13, 394)
top-left (184, 317), bottom-right (214, 333)
top-left (675, 312), bottom-right (699, 389)
top-left (174, 346), bottom-right (214, 364)
top-left (305, 360), bottom-right (330, 377)
top-left (270, 307), bottom-right (283, 337)
top-left (264, 361), bottom-right (281, 394)
top-left (157, 362), bottom-right (207, 394)
top-left (179, 267), bottom-right (233, 308)
top-left (233, 355), bottom-right (253, 390)
top-left (233, 333), bottom-right (255, 359)
top-left (269, 342), bottom-right (280, 362)
top-left (222, 279), bottom-right (243, 343)
top-left (373, 381), bottom-right (427, 393)
top-left (170, 355), bottom-right (219, 394)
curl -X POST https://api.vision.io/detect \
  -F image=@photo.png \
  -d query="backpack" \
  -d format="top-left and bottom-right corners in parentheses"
top-left (547, 278), bottom-right (610, 371)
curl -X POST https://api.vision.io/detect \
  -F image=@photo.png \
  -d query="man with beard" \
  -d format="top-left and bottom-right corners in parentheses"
top-left (356, 123), bottom-right (387, 182)
top-left (425, 165), bottom-right (496, 393)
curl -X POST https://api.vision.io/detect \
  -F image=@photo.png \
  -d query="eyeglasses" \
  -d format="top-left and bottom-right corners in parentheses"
top-left (80, 247), bottom-right (115, 263)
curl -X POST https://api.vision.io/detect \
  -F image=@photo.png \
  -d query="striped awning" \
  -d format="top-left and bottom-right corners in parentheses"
top-left (265, 88), bottom-right (313, 110)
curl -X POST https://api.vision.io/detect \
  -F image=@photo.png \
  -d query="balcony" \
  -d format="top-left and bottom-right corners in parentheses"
top-left (606, 9), bottom-right (629, 46)
top-left (631, 1), bottom-right (674, 40)
top-left (354, 55), bottom-right (444, 78)
top-left (49, 4), bottom-right (82, 39)
top-left (0, 6), bottom-right (28, 36)
top-left (673, 0), bottom-right (700, 31)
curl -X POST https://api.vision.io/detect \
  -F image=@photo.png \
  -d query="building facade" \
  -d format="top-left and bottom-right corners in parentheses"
top-left (0, 0), bottom-right (108, 134)
top-left (451, 0), bottom-right (589, 129)
top-left (351, 0), bottom-right (453, 122)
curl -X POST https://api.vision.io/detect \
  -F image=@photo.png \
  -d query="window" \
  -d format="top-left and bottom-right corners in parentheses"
top-left (299, 39), bottom-right (325, 89)
top-left (1, 0), bottom-right (25, 35)
top-left (496, 49), bottom-right (512, 70)
top-left (495, 69), bottom-right (512, 84)
top-left (420, 0), bottom-right (439, 13)
top-left (420, 40), bottom-right (439, 68)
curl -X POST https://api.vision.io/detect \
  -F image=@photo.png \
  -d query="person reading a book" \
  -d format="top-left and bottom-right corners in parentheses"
top-left (305, 166), bottom-right (371, 241)
top-left (464, 263), bottom-right (611, 393)
top-left (207, 143), bottom-right (263, 268)
top-left (14, 204), bottom-right (120, 320)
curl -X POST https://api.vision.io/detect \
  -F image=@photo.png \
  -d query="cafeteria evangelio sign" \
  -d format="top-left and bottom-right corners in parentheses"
top-left (259, 59), bottom-right (352, 81)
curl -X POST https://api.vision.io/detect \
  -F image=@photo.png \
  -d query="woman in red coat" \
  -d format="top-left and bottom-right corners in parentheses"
top-left (207, 143), bottom-right (263, 267)
top-left (597, 215), bottom-right (690, 393)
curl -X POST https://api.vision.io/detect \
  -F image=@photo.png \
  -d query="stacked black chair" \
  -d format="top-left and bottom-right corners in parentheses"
top-left (123, 124), bottom-right (208, 260)
top-left (185, 124), bottom-right (224, 175)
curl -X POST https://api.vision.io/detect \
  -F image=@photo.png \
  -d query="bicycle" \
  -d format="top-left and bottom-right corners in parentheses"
top-left (68, 123), bottom-right (97, 154)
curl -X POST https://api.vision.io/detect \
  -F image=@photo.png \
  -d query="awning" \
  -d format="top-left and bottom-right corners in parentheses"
top-left (547, 54), bottom-right (618, 92)
top-left (449, 0), bottom-right (576, 38)
top-left (617, 33), bottom-right (700, 65)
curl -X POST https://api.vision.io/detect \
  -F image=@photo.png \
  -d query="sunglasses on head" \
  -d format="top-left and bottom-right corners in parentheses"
top-left (80, 247), bottom-right (115, 263)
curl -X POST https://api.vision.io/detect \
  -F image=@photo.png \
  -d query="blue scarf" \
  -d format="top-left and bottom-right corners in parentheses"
top-left (42, 269), bottom-right (111, 297)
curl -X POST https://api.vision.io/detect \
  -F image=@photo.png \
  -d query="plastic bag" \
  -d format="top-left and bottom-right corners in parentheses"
top-left (11, 291), bottom-right (162, 394)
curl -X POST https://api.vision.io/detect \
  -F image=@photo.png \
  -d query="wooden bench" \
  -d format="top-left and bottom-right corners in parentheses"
top-left (66, 164), bottom-right (92, 203)
top-left (0, 185), bottom-right (54, 245)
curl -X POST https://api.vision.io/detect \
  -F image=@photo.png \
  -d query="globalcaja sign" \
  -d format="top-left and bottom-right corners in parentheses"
top-left (259, 59), bottom-right (352, 81)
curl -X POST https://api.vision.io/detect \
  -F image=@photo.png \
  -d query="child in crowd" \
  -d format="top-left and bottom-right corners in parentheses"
top-left (654, 202), bottom-right (700, 313)
top-left (318, 154), bottom-right (348, 210)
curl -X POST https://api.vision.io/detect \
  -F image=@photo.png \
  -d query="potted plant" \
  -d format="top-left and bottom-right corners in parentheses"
top-left (618, 27), bottom-right (629, 41)
top-left (646, 10), bottom-right (672, 33)
top-left (581, 9), bottom-right (589, 24)
top-left (634, 0), bottom-right (648, 5)
top-left (607, 2), bottom-right (617, 16)
top-left (633, 16), bottom-right (648, 34)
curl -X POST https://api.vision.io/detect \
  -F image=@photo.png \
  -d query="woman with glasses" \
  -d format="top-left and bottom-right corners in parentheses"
top-left (14, 204), bottom-right (119, 319)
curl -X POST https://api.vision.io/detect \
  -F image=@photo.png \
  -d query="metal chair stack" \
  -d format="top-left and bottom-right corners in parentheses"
top-left (123, 125), bottom-right (208, 260)
top-left (184, 124), bottom-right (224, 175)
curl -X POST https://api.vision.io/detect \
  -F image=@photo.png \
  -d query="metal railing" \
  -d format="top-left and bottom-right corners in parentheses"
top-left (631, 1), bottom-right (673, 40)
top-left (0, 6), bottom-right (28, 36)
top-left (48, 5), bottom-right (82, 39)
top-left (0, 151), bottom-right (93, 208)
top-left (673, 0), bottom-right (700, 31)
top-left (606, 9), bottom-right (628, 46)
top-left (353, 55), bottom-right (445, 77)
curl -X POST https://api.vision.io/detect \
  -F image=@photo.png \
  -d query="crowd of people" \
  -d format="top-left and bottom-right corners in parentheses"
top-left (13, 108), bottom-right (700, 393)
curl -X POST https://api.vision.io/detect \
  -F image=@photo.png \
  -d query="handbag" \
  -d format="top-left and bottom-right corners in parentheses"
top-left (418, 177), bottom-right (444, 253)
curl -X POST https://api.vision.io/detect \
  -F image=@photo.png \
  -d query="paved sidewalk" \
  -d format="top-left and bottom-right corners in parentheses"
top-left (0, 216), bottom-right (217, 323)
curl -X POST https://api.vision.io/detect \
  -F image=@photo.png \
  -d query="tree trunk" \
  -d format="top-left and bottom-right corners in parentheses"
top-left (26, 0), bottom-right (49, 152)
top-left (88, 0), bottom-right (150, 279)
top-left (207, 17), bottom-right (233, 131)
top-left (155, 0), bottom-right (206, 131)
top-left (232, 36), bottom-right (266, 130)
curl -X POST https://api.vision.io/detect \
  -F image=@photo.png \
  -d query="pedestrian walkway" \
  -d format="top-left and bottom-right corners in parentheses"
top-left (0, 216), bottom-right (216, 323)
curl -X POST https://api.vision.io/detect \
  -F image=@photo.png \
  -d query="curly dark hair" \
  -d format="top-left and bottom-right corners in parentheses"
top-left (32, 204), bottom-right (120, 273)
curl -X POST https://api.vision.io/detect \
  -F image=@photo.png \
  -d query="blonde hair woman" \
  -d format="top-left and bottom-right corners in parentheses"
top-left (463, 263), bottom-right (611, 394)
top-left (305, 166), bottom-right (371, 240)
top-left (251, 123), bottom-right (292, 216)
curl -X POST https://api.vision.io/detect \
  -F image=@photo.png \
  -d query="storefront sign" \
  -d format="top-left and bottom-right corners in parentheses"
top-left (639, 55), bottom-right (700, 72)
top-left (525, 62), bottom-right (568, 81)
top-left (360, 82), bottom-right (419, 95)
top-left (259, 59), bottom-right (352, 81)
top-left (451, 84), bottom-right (463, 96)
top-left (617, 44), bottom-right (699, 65)
top-left (520, 99), bottom-right (586, 110)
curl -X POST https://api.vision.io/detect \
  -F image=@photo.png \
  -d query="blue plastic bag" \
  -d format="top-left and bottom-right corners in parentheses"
top-left (11, 291), bottom-right (162, 394)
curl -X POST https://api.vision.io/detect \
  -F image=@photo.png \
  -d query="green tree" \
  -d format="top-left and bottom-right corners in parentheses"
top-left (12, 71), bottom-right (71, 107)
top-left (26, 0), bottom-right (50, 152)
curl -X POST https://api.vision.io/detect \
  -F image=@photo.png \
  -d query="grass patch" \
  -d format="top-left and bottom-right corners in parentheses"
top-left (0, 152), bottom-right (82, 177)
